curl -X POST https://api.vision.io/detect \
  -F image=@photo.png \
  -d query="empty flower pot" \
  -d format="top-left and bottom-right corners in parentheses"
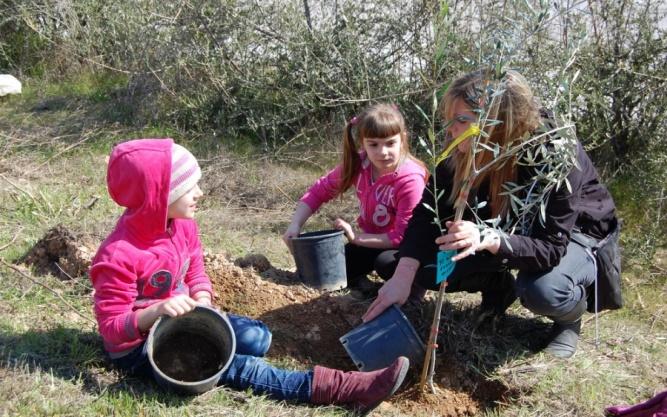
top-left (147, 306), bottom-right (236, 395)
top-left (291, 229), bottom-right (347, 291)
top-left (340, 304), bottom-right (425, 371)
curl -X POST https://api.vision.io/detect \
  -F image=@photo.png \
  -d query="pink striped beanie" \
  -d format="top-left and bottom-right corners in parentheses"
top-left (168, 143), bottom-right (202, 205)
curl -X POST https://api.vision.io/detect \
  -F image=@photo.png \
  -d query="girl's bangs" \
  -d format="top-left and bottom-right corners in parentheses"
top-left (359, 114), bottom-right (403, 139)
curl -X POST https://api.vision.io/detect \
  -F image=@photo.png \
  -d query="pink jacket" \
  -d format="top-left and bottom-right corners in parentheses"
top-left (300, 154), bottom-right (427, 247)
top-left (89, 139), bottom-right (212, 355)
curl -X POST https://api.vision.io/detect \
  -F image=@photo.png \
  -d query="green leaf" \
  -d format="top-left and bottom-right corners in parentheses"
top-left (478, 142), bottom-right (496, 153)
top-left (422, 203), bottom-right (437, 214)
top-left (418, 137), bottom-right (428, 150)
top-left (414, 103), bottom-right (430, 123)
top-left (428, 129), bottom-right (436, 145)
top-left (484, 216), bottom-right (500, 227)
top-left (484, 119), bottom-right (503, 126)
top-left (436, 189), bottom-right (445, 202)
top-left (491, 88), bottom-right (506, 98)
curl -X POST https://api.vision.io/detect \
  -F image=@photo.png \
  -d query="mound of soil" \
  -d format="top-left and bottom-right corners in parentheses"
top-left (206, 252), bottom-right (513, 416)
top-left (20, 225), bottom-right (95, 279)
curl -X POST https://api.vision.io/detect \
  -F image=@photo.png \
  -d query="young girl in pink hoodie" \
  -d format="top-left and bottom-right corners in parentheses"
top-left (90, 138), bottom-right (408, 413)
top-left (283, 104), bottom-right (428, 290)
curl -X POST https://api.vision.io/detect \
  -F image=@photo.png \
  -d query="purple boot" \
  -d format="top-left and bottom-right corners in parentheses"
top-left (311, 356), bottom-right (409, 414)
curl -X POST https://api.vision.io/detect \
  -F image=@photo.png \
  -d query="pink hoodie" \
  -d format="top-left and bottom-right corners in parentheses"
top-left (90, 139), bottom-right (212, 355)
top-left (300, 154), bottom-right (427, 247)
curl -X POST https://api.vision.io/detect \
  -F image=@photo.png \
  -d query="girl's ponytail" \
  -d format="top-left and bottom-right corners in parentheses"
top-left (338, 118), bottom-right (361, 196)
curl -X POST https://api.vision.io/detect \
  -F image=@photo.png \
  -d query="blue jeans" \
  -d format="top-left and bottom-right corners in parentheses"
top-left (515, 239), bottom-right (596, 318)
top-left (110, 313), bottom-right (313, 402)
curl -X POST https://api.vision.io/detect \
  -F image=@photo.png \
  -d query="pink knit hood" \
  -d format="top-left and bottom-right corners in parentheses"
top-left (106, 138), bottom-right (172, 240)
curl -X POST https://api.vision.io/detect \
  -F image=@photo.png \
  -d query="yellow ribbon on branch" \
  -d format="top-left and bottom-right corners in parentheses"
top-left (434, 123), bottom-right (481, 166)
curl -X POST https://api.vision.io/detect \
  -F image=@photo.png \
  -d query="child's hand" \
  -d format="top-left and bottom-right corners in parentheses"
top-left (334, 218), bottom-right (355, 242)
top-left (192, 291), bottom-right (212, 307)
top-left (137, 294), bottom-right (199, 332)
top-left (282, 223), bottom-right (302, 252)
top-left (156, 294), bottom-right (198, 317)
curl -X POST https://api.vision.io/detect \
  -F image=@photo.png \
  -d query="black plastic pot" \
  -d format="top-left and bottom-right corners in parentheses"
top-left (146, 306), bottom-right (236, 395)
top-left (291, 229), bottom-right (347, 291)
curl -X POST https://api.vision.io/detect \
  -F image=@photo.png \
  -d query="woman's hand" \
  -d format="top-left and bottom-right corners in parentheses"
top-left (334, 218), bottom-right (356, 242)
top-left (362, 258), bottom-right (419, 322)
top-left (436, 220), bottom-right (500, 262)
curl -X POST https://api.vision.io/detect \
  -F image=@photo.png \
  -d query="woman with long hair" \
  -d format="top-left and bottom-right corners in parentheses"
top-left (363, 69), bottom-right (619, 359)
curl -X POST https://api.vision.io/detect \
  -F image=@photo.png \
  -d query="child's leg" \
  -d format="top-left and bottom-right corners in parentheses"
top-left (220, 354), bottom-right (409, 413)
top-left (515, 240), bottom-right (595, 358)
top-left (109, 343), bottom-right (152, 377)
top-left (226, 314), bottom-right (272, 357)
top-left (219, 354), bottom-right (312, 402)
top-left (345, 244), bottom-right (383, 286)
top-left (373, 249), bottom-right (399, 280)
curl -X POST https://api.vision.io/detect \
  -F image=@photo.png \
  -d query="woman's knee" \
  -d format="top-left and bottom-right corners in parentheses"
top-left (227, 314), bottom-right (273, 357)
top-left (515, 270), bottom-right (572, 317)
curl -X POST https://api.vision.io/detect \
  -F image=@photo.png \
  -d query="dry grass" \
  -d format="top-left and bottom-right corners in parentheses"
top-left (0, 87), bottom-right (666, 417)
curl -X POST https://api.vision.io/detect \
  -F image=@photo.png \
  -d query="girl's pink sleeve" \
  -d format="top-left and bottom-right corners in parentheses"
top-left (90, 262), bottom-right (143, 346)
top-left (184, 221), bottom-right (213, 298)
top-left (300, 165), bottom-right (343, 212)
top-left (386, 174), bottom-right (427, 247)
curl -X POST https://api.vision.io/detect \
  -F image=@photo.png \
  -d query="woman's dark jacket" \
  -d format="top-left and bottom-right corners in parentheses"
top-left (399, 140), bottom-right (617, 273)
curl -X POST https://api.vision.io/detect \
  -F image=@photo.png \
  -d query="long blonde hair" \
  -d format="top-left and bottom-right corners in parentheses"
top-left (338, 103), bottom-right (425, 195)
top-left (441, 69), bottom-right (540, 217)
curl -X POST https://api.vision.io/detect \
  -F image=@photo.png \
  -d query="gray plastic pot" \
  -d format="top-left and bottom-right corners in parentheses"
top-left (146, 306), bottom-right (236, 395)
top-left (291, 229), bottom-right (347, 291)
top-left (340, 304), bottom-right (424, 371)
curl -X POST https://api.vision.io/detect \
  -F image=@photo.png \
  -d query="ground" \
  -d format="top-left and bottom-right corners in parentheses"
top-left (0, 93), bottom-right (665, 416)
top-left (20, 225), bottom-right (496, 416)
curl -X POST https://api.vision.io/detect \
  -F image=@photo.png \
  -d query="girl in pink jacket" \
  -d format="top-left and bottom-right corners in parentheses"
top-left (90, 139), bottom-right (408, 412)
top-left (284, 104), bottom-right (428, 291)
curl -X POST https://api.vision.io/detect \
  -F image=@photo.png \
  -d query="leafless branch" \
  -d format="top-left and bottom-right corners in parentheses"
top-left (0, 259), bottom-right (97, 326)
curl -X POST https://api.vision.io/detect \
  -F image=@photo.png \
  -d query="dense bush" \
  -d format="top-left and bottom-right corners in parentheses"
top-left (1, 0), bottom-right (665, 247)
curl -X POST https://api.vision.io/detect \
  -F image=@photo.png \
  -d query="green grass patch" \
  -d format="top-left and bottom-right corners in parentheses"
top-left (1, 77), bottom-right (665, 417)
top-left (39, 71), bottom-right (129, 103)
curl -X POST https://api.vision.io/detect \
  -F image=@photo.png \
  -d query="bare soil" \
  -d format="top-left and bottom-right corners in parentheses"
top-left (21, 226), bottom-right (513, 416)
top-left (20, 225), bottom-right (95, 279)
top-left (207, 252), bottom-right (513, 416)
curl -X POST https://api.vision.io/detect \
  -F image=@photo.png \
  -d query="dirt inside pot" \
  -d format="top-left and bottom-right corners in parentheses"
top-left (153, 331), bottom-right (224, 382)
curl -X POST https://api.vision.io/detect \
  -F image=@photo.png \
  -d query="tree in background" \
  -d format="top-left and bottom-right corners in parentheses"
top-left (0, 0), bottom-right (665, 247)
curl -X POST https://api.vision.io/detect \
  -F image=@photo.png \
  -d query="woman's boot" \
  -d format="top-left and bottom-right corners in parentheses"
top-left (311, 356), bottom-right (409, 414)
top-left (545, 297), bottom-right (587, 359)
